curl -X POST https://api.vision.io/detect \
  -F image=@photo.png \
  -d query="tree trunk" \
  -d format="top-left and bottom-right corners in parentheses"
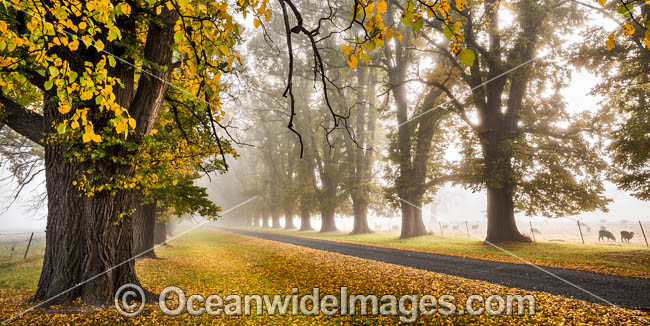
top-left (399, 195), bottom-right (428, 238)
top-left (154, 221), bottom-right (167, 245)
top-left (485, 185), bottom-right (529, 242)
top-left (271, 210), bottom-right (281, 228)
top-left (80, 186), bottom-right (141, 305)
top-left (34, 100), bottom-right (141, 306)
top-left (262, 211), bottom-right (270, 228)
top-left (284, 207), bottom-right (295, 229)
top-left (481, 130), bottom-right (529, 243)
top-left (299, 201), bottom-right (313, 231)
top-left (33, 133), bottom-right (87, 304)
top-left (319, 205), bottom-right (337, 232)
top-left (133, 199), bottom-right (157, 259)
top-left (351, 199), bottom-right (371, 234)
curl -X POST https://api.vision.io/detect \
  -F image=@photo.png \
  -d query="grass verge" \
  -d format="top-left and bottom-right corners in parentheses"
top-left (242, 227), bottom-right (650, 279)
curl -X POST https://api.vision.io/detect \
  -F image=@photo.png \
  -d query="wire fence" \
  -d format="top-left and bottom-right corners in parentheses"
top-left (425, 220), bottom-right (650, 247)
top-left (0, 231), bottom-right (46, 264)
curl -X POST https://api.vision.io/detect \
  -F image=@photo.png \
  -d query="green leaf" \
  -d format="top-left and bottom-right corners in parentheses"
top-left (69, 71), bottom-right (78, 83)
top-left (401, 12), bottom-right (413, 27)
top-left (617, 4), bottom-right (632, 17)
top-left (413, 17), bottom-right (424, 33)
top-left (44, 80), bottom-right (53, 90)
top-left (56, 123), bottom-right (66, 134)
top-left (174, 31), bottom-right (184, 44)
top-left (108, 55), bottom-right (116, 67)
top-left (443, 25), bottom-right (454, 40)
top-left (48, 66), bottom-right (59, 77)
top-left (459, 48), bottom-right (475, 67)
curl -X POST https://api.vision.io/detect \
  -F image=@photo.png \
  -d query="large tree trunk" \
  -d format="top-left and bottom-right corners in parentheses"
top-left (154, 221), bottom-right (167, 245)
top-left (319, 205), bottom-right (337, 232)
top-left (299, 202), bottom-right (312, 231)
top-left (485, 185), bottom-right (528, 242)
top-left (271, 210), bottom-right (281, 228)
top-left (34, 99), bottom-right (142, 306)
top-left (481, 129), bottom-right (529, 243)
top-left (81, 185), bottom-right (141, 305)
top-left (132, 199), bottom-right (157, 259)
top-left (351, 199), bottom-right (371, 234)
top-left (399, 195), bottom-right (428, 238)
top-left (33, 130), bottom-right (87, 304)
top-left (284, 207), bottom-right (295, 229)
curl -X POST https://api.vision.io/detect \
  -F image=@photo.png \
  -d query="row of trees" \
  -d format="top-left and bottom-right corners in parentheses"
top-left (230, 0), bottom-right (648, 243)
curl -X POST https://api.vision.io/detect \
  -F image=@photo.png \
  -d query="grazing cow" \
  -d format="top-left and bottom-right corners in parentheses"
top-left (452, 225), bottom-right (459, 230)
top-left (585, 226), bottom-right (591, 233)
top-left (471, 224), bottom-right (479, 230)
top-left (598, 230), bottom-right (616, 242)
top-left (620, 231), bottom-right (634, 244)
top-left (442, 224), bottom-right (448, 230)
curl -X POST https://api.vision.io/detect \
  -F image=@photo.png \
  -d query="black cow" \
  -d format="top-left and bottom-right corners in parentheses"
top-left (620, 231), bottom-right (634, 244)
top-left (598, 230), bottom-right (616, 242)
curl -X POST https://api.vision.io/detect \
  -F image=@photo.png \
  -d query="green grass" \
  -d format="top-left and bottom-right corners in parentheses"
top-left (243, 227), bottom-right (650, 278)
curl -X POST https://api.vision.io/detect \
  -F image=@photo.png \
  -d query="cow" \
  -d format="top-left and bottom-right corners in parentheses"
top-left (452, 225), bottom-right (459, 230)
top-left (598, 230), bottom-right (616, 242)
top-left (471, 224), bottom-right (479, 230)
top-left (442, 224), bottom-right (448, 230)
top-left (620, 231), bottom-right (634, 244)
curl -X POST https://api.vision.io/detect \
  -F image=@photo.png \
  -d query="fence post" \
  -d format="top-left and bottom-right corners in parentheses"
top-left (439, 222), bottom-right (443, 236)
top-left (529, 221), bottom-right (536, 242)
top-left (24, 232), bottom-right (34, 260)
top-left (465, 221), bottom-right (470, 237)
top-left (640, 221), bottom-right (649, 248)
top-left (577, 221), bottom-right (585, 244)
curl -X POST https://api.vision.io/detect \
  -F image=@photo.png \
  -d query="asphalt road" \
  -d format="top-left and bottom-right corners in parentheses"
top-left (217, 227), bottom-right (650, 312)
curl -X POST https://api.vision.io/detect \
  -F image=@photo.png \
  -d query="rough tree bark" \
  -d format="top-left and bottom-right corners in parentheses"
top-left (132, 198), bottom-right (157, 259)
top-left (154, 221), bottom-right (167, 245)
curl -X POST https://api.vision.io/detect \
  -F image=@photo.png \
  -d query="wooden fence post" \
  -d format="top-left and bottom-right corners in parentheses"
top-left (640, 221), bottom-right (649, 248)
top-left (24, 232), bottom-right (34, 260)
top-left (529, 221), bottom-right (536, 242)
top-left (465, 221), bottom-right (470, 237)
top-left (439, 222), bottom-right (443, 236)
top-left (577, 221), bottom-right (585, 244)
